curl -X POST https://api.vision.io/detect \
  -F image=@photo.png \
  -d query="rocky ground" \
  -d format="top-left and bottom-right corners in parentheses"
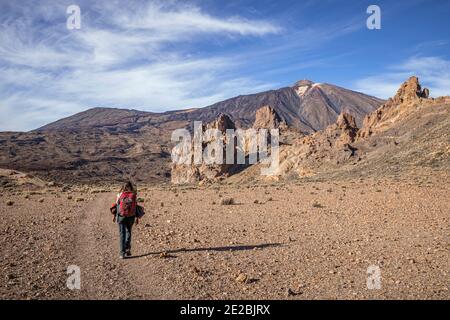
top-left (1, 173), bottom-right (448, 300)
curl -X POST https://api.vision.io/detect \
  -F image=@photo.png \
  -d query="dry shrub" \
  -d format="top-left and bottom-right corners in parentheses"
top-left (221, 198), bottom-right (235, 205)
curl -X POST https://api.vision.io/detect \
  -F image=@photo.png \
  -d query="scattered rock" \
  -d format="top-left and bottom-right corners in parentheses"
top-left (235, 273), bottom-right (248, 283)
top-left (287, 288), bottom-right (302, 296)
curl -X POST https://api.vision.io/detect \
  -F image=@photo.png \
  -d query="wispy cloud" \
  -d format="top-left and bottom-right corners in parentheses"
top-left (110, 2), bottom-right (282, 36)
top-left (353, 56), bottom-right (450, 99)
top-left (0, 0), bottom-right (281, 131)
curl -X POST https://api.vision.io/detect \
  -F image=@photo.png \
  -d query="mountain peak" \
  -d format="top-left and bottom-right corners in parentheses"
top-left (293, 79), bottom-right (315, 87)
top-left (292, 79), bottom-right (317, 97)
top-left (291, 79), bottom-right (327, 98)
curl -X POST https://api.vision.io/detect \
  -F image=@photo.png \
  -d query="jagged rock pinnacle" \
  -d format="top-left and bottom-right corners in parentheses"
top-left (253, 106), bottom-right (282, 129)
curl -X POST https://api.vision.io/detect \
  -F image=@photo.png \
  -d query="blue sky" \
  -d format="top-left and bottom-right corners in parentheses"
top-left (0, 0), bottom-right (449, 131)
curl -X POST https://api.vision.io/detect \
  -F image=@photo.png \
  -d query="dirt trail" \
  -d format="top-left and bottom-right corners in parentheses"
top-left (73, 193), bottom-right (164, 299)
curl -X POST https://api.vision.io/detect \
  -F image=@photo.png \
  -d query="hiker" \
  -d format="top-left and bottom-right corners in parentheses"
top-left (114, 181), bottom-right (140, 259)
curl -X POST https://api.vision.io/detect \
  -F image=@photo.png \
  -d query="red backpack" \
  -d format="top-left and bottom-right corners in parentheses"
top-left (118, 192), bottom-right (137, 217)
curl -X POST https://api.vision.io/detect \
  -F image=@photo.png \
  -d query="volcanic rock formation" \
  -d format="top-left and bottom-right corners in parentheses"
top-left (253, 105), bottom-right (283, 129)
top-left (171, 114), bottom-right (238, 184)
top-left (358, 76), bottom-right (443, 139)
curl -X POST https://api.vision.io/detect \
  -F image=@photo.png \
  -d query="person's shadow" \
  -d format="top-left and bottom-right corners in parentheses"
top-left (127, 242), bottom-right (283, 259)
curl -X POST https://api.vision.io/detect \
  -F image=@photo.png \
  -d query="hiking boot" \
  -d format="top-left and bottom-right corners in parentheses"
top-left (125, 249), bottom-right (131, 257)
top-left (119, 253), bottom-right (126, 259)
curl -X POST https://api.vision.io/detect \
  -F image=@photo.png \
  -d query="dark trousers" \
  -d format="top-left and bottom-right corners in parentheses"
top-left (117, 215), bottom-right (135, 254)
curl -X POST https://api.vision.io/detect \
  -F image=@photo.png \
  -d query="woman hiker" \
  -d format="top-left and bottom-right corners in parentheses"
top-left (114, 181), bottom-right (140, 259)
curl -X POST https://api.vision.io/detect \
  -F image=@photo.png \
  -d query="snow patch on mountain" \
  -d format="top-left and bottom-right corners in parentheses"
top-left (295, 85), bottom-right (309, 96)
top-left (294, 82), bottom-right (324, 97)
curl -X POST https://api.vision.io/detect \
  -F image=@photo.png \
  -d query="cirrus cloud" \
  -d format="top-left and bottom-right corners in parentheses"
top-left (0, 0), bottom-right (281, 131)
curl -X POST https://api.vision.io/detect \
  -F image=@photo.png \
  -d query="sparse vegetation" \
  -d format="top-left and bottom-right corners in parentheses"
top-left (90, 188), bottom-right (107, 194)
top-left (312, 201), bottom-right (324, 208)
top-left (221, 198), bottom-right (235, 205)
